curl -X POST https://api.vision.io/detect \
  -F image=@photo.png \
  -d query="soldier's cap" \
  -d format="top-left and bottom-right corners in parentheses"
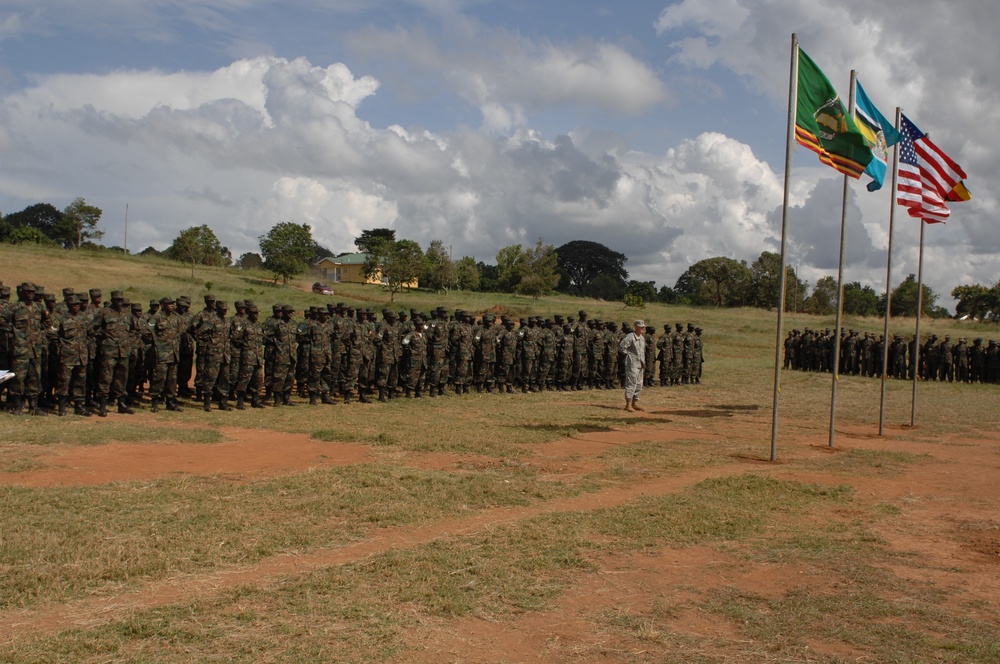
top-left (21, 281), bottom-right (36, 292)
top-left (578, 309), bottom-right (587, 316)
top-left (483, 313), bottom-right (495, 321)
top-left (634, 319), bottom-right (646, 328)
top-left (111, 290), bottom-right (124, 300)
top-left (281, 304), bottom-right (295, 312)
top-left (365, 308), bottom-right (374, 314)
top-left (272, 303), bottom-right (280, 311)
top-left (88, 288), bottom-right (101, 297)
top-left (204, 293), bottom-right (217, 302)
top-left (131, 302), bottom-right (143, 311)
top-left (385, 310), bottom-right (397, 318)
top-left (244, 299), bottom-right (255, 308)
top-left (687, 323), bottom-right (694, 330)
top-left (66, 294), bottom-right (83, 305)
top-left (216, 301), bottom-right (229, 311)
top-left (62, 287), bottom-right (75, 296)
top-left (121, 297), bottom-right (131, 306)
top-left (399, 310), bottom-right (408, 318)
top-left (675, 323), bottom-right (683, 329)
top-left (554, 314), bottom-right (563, 321)
top-left (150, 299), bottom-right (160, 307)
top-left (0, 285), bottom-right (11, 295)
top-left (235, 300), bottom-right (246, 308)
top-left (177, 296), bottom-right (191, 305)
top-left (248, 304), bottom-right (259, 313)
top-left (159, 296), bottom-right (175, 305)
top-left (695, 327), bottom-right (702, 333)
top-left (43, 292), bottom-right (56, 302)
top-left (975, 337), bottom-right (983, 342)
top-left (337, 302), bottom-right (345, 309)
top-left (566, 315), bottom-right (575, 322)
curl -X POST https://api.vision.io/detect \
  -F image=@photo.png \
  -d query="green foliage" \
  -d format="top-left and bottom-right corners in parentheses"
top-left (626, 280), bottom-right (657, 302)
top-left (555, 240), bottom-right (628, 293)
top-left (165, 225), bottom-right (231, 278)
top-left (354, 228), bottom-right (396, 254)
top-left (364, 238), bottom-right (426, 303)
top-left (495, 243), bottom-right (526, 292)
top-left (58, 197), bottom-right (104, 249)
top-left (805, 275), bottom-right (837, 314)
top-left (235, 252), bottom-right (264, 270)
top-left (4, 225), bottom-right (56, 246)
top-left (517, 239), bottom-right (560, 299)
top-left (843, 281), bottom-right (880, 317)
top-left (454, 256), bottom-right (481, 291)
top-left (422, 239), bottom-right (456, 292)
top-left (952, 281), bottom-right (999, 321)
top-left (684, 256), bottom-right (753, 307)
top-left (2, 203), bottom-right (64, 241)
top-left (259, 222), bottom-right (314, 285)
top-left (750, 251), bottom-right (807, 311)
top-left (883, 273), bottom-right (941, 318)
top-left (622, 293), bottom-right (645, 309)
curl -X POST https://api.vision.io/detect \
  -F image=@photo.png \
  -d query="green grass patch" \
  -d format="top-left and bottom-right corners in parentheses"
top-left (0, 423), bottom-right (223, 447)
top-left (805, 447), bottom-right (935, 478)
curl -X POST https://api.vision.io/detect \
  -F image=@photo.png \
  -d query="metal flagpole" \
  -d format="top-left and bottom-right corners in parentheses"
top-left (828, 70), bottom-right (858, 449)
top-left (771, 33), bottom-right (799, 462)
top-left (911, 219), bottom-right (926, 426)
top-left (878, 107), bottom-right (902, 436)
top-left (124, 203), bottom-right (129, 256)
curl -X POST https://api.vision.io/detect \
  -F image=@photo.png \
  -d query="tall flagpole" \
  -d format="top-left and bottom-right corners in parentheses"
top-left (828, 70), bottom-right (858, 449)
top-left (771, 33), bottom-right (799, 462)
top-left (911, 219), bottom-right (926, 426)
top-left (878, 107), bottom-right (902, 436)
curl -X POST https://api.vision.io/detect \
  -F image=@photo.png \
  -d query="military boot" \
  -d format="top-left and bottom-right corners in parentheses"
top-left (166, 399), bottom-right (183, 412)
top-left (321, 393), bottom-right (336, 405)
top-left (414, 388), bottom-right (423, 398)
top-left (251, 393), bottom-right (265, 409)
top-left (203, 395), bottom-right (212, 412)
top-left (151, 398), bottom-right (161, 413)
top-left (309, 392), bottom-right (318, 405)
top-left (273, 393), bottom-right (282, 406)
top-left (378, 387), bottom-right (387, 403)
top-left (98, 397), bottom-right (109, 417)
top-left (74, 400), bottom-right (92, 417)
top-left (283, 392), bottom-right (297, 406)
top-left (58, 396), bottom-right (68, 417)
top-left (358, 391), bottom-right (371, 404)
top-left (117, 399), bottom-right (135, 414)
top-left (218, 397), bottom-right (232, 412)
top-left (404, 388), bottom-right (412, 398)
top-left (463, 384), bottom-right (470, 394)
top-left (236, 392), bottom-right (246, 410)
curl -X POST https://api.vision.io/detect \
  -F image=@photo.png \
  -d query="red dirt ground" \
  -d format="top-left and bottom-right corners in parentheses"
top-left (1, 410), bottom-right (998, 661)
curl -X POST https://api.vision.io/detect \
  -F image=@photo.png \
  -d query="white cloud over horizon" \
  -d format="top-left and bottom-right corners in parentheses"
top-left (0, 0), bottom-right (996, 311)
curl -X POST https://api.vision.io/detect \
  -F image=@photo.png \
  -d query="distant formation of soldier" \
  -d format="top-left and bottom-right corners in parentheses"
top-left (0, 280), bottom-right (707, 416)
top-left (783, 327), bottom-right (1000, 383)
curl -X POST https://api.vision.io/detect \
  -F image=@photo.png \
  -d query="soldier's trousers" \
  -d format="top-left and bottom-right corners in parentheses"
top-left (9, 355), bottom-right (42, 397)
top-left (149, 361), bottom-right (178, 400)
top-left (376, 360), bottom-right (398, 389)
top-left (98, 355), bottom-right (130, 400)
top-left (198, 354), bottom-right (226, 394)
top-left (270, 362), bottom-right (294, 395)
top-left (57, 362), bottom-right (87, 401)
top-left (236, 363), bottom-right (262, 394)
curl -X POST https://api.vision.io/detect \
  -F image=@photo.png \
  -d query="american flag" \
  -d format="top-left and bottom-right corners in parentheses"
top-left (896, 114), bottom-right (968, 224)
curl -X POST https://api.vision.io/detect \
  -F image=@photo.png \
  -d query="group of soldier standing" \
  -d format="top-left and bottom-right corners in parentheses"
top-left (783, 327), bottom-right (1000, 384)
top-left (0, 279), bottom-right (707, 416)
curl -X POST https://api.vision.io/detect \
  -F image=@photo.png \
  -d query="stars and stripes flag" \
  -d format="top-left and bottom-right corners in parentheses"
top-left (896, 114), bottom-right (970, 223)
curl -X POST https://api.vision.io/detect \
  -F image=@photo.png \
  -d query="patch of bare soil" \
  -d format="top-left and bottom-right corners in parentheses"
top-left (2, 410), bottom-right (1000, 660)
top-left (0, 427), bottom-right (369, 487)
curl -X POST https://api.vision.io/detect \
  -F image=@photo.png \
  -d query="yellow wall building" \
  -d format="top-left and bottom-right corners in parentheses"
top-left (314, 253), bottom-right (419, 288)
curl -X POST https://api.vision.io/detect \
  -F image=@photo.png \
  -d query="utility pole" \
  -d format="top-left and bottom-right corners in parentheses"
top-left (123, 203), bottom-right (129, 255)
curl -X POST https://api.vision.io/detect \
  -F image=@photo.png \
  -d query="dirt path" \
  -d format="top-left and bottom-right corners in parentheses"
top-left (2, 414), bottom-right (998, 657)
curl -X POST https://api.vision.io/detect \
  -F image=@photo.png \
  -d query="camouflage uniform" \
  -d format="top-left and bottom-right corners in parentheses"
top-left (2, 283), bottom-right (46, 414)
top-left (94, 291), bottom-right (134, 415)
top-left (52, 295), bottom-right (93, 416)
top-left (234, 304), bottom-right (265, 408)
top-left (146, 297), bottom-right (184, 412)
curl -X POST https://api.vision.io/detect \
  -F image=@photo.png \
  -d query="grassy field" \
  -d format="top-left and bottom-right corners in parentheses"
top-left (2, 245), bottom-right (1000, 663)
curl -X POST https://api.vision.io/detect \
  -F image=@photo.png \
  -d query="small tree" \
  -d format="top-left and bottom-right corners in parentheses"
top-left (363, 238), bottom-right (426, 302)
top-left (455, 256), bottom-right (481, 291)
top-left (422, 240), bottom-right (456, 293)
top-left (495, 244), bottom-right (526, 293)
top-left (236, 252), bottom-right (264, 270)
top-left (516, 238), bottom-right (560, 300)
top-left (59, 197), bottom-right (104, 249)
top-left (165, 225), bottom-right (228, 278)
top-left (355, 228), bottom-right (396, 254)
top-left (259, 222), bottom-right (315, 285)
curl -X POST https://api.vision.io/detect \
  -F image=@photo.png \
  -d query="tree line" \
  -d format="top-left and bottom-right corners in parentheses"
top-left (6, 201), bottom-right (993, 320)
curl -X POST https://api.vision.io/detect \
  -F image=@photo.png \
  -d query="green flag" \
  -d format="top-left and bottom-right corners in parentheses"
top-left (794, 48), bottom-right (873, 179)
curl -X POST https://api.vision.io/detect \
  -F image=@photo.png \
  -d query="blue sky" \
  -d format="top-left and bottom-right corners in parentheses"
top-left (1, 0), bottom-right (996, 310)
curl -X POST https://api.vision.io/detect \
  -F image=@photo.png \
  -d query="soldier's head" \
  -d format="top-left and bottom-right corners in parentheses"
top-left (248, 304), bottom-right (259, 321)
top-left (215, 300), bottom-right (228, 316)
top-left (89, 288), bottom-right (102, 305)
top-left (61, 287), bottom-right (75, 300)
top-left (0, 285), bottom-right (9, 301)
top-left (19, 282), bottom-right (36, 302)
top-left (578, 310), bottom-right (588, 321)
top-left (235, 300), bottom-right (247, 314)
top-left (176, 296), bottom-right (191, 313)
top-left (633, 320), bottom-right (646, 335)
top-left (110, 290), bottom-right (125, 309)
top-left (67, 294), bottom-right (82, 313)
top-left (131, 302), bottom-right (143, 315)
top-left (687, 323), bottom-right (695, 332)
top-left (281, 303), bottom-right (295, 319)
top-left (159, 295), bottom-right (175, 312)
top-left (675, 323), bottom-right (683, 332)
top-left (203, 293), bottom-right (217, 309)
top-left (272, 303), bottom-right (281, 316)
top-left (43, 292), bottom-right (56, 309)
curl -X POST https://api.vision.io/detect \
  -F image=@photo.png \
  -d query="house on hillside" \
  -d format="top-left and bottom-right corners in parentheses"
top-left (314, 253), bottom-right (419, 288)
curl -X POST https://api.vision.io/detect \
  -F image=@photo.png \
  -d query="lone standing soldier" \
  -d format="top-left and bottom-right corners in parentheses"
top-left (619, 320), bottom-right (646, 412)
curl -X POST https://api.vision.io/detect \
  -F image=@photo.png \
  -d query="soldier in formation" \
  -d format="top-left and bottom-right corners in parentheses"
top-left (2, 281), bottom-right (716, 414)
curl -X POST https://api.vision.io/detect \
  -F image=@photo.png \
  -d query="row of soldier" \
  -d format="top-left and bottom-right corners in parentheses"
top-left (0, 281), bottom-right (705, 416)
top-left (783, 327), bottom-right (1000, 383)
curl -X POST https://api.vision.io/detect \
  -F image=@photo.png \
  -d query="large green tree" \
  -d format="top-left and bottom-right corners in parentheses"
top-left (2, 203), bottom-right (64, 243)
top-left (58, 197), bottom-right (104, 249)
top-left (454, 256), bottom-right (481, 291)
top-left (750, 251), bottom-right (808, 311)
top-left (516, 238), bottom-right (560, 300)
top-left (685, 256), bottom-right (753, 307)
top-left (881, 274), bottom-right (941, 318)
top-left (354, 228), bottom-right (396, 254)
top-left (843, 281), bottom-right (880, 317)
top-left (363, 238), bottom-right (426, 302)
top-left (495, 244), bottom-right (527, 293)
top-left (422, 240), bottom-right (456, 293)
top-left (165, 225), bottom-right (229, 277)
top-left (805, 276), bottom-right (837, 315)
top-left (555, 240), bottom-right (628, 293)
top-left (259, 222), bottom-right (315, 284)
